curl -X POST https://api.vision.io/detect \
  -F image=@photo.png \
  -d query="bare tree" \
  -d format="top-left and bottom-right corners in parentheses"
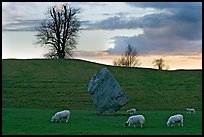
top-left (35, 4), bottom-right (81, 59)
top-left (152, 58), bottom-right (166, 70)
top-left (113, 44), bottom-right (141, 67)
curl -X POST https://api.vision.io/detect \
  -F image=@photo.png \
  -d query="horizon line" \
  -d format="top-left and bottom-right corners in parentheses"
top-left (2, 57), bottom-right (202, 71)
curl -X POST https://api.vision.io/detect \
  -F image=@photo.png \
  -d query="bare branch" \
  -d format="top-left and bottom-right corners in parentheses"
top-left (113, 44), bottom-right (141, 67)
top-left (34, 4), bottom-right (81, 59)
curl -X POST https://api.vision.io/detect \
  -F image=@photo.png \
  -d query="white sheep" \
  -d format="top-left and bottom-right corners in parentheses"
top-left (126, 108), bottom-right (136, 115)
top-left (166, 114), bottom-right (183, 127)
top-left (125, 115), bottom-right (145, 128)
top-left (186, 108), bottom-right (196, 114)
top-left (51, 110), bottom-right (70, 123)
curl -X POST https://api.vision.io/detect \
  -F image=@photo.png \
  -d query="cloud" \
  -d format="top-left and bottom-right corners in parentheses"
top-left (2, 2), bottom-right (70, 31)
top-left (87, 3), bottom-right (201, 38)
top-left (126, 2), bottom-right (201, 9)
top-left (75, 50), bottom-right (120, 66)
top-left (107, 35), bottom-right (201, 55)
top-left (75, 50), bottom-right (108, 58)
top-left (2, 2), bottom-right (45, 31)
top-left (2, 18), bottom-right (90, 32)
top-left (102, 2), bottom-right (202, 56)
top-left (2, 2), bottom-right (96, 32)
top-left (2, 19), bottom-right (44, 31)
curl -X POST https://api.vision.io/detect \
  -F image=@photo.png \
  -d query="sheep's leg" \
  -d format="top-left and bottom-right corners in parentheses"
top-left (130, 123), bottom-right (134, 128)
top-left (66, 116), bottom-right (69, 123)
top-left (139, 121), bottom-right (143, 128)
top-left (128, 123), bottom-right (131, 127)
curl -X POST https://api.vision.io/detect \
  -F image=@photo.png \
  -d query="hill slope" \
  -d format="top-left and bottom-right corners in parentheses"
top-left (2, 59), bottom-right (202, 110)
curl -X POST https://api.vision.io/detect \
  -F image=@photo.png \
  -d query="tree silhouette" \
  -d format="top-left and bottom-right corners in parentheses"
top-left (152, 58), bottom-right (166, 70)
top-left (35, 4), bottom-right (81, 59)
top-left (113, 44), bottom-right (141, 67)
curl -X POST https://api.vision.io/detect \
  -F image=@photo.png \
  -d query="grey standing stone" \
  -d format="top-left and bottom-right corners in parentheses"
top-left (88, 67), bottom-right (129, 115)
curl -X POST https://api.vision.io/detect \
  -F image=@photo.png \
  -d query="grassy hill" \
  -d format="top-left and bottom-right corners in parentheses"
top-left (2, 59), bottom-right (202, 111)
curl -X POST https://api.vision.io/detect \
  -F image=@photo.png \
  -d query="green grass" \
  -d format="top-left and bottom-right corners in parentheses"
top-left (2, 59), bottom-right (202, 111)
top-left (2, 59), bottom-right (202, 134)
top-left (2, 107), bottom-right (202, 135)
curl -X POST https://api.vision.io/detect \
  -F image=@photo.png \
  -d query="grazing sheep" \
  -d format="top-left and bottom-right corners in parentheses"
top-left (186, 108), bottom-right (196, 114)
top-left (166, 114), bottom-right (183, 127)
top-left (51, 110), bottom-right (70, 123)
top-left (126, 108), bottom-right (136, 115)
top-left (125, 115), bottom-right (145, 128)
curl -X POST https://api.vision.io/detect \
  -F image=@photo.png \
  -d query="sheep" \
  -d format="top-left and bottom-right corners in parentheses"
top-left (186, 108), bottom-right (196, 114)
top-left (166, 114), bottom-right (183, 127)
top-left (51, 110), bottom-right (70, 123)
top-left (125, 115), bottom-right (145, 128)
top-left (126, 108), bottom-right (136, 115)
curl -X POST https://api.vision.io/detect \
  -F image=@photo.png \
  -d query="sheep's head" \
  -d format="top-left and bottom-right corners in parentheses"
top-left (166, 121), bottom-right (171, 127)
top-left (51, 116), bottom-right (59, 122)
top-left (51, 116), bottom-right (55, 122)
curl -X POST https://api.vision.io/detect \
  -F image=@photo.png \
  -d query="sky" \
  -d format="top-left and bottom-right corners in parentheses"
top-left (2, 2), bottom-right (202, 70)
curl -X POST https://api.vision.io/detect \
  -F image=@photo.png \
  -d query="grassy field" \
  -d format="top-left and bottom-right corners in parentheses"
top-left (2, 59), bottom-right (202, 135)
top-left (2, 107), bottom-right (202, 135)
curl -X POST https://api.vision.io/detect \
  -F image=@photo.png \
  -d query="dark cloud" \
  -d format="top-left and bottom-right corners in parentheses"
top-left (87, 16), bottom-right (145, 30)
top-left (101, 2), bottom-right (202, 56)
top-left (87, 3), bottom-right (201, 40)
top-left (107, 35), bottom-right (201, 56)
top-left (126, 2), bottom-right (201, 9)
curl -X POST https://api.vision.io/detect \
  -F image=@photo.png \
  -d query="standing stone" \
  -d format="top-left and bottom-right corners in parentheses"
top-left (88, 67), bottom-right (129, 115)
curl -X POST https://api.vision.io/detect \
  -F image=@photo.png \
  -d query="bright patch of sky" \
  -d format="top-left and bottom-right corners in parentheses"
top-left (79, 28), bottom-right (143, 51)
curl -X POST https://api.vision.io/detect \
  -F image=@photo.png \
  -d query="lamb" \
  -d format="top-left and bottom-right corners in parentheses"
top-left (186, 108), bottom-right (196, 114)
top-left (51, 110), bottom-right (70, 123)
top-left (166, 114), bottom-right (183, 127)
top-left (126, 108), bottom-right (136, 115)
top-left (125, 115), bottom-right (145, 128)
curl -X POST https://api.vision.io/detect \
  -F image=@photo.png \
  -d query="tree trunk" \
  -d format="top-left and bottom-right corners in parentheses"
top-left (58, 50), bottom-right (65, 59)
